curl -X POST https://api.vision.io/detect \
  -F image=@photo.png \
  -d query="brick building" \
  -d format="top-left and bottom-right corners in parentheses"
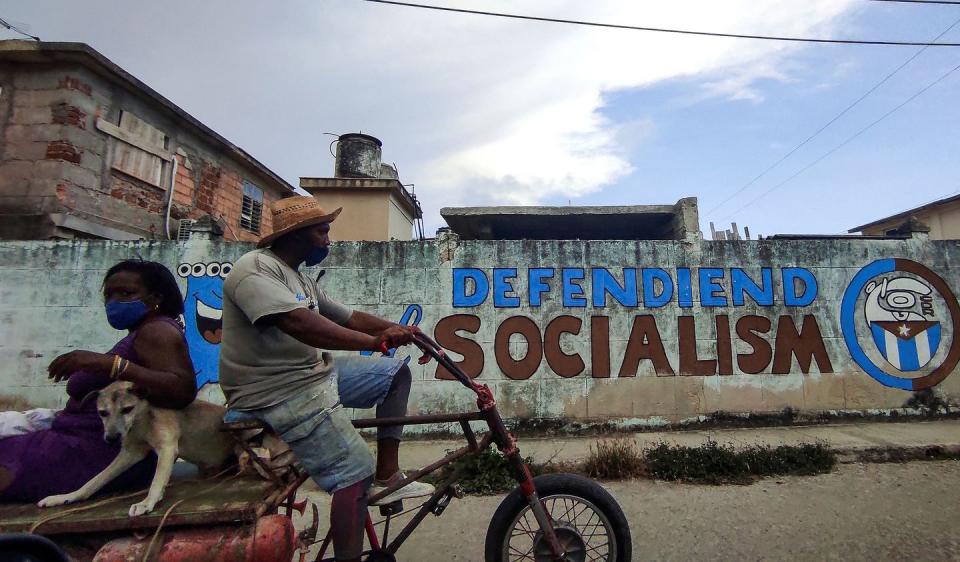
top-left (0, 40), bottom-right (293, 241)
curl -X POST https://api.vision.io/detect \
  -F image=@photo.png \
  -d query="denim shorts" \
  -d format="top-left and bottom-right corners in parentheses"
top-left (225, 354), bottom-right (407, 493)
top-left (336, 354), bottom-right (410, 409)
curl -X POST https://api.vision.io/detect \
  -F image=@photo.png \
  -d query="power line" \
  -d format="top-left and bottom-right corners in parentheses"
top-left (0, 16), bottom-right (39, 41)
top-left (716, 60), bottom-right (960, 222)
top-left (903, 186), bottom-right (960, 210)
top-left (706, 14), bottom-right (960, 216)
top-left (361, 0), bottom-right (960, 46)
top-left (869, 0), bottom-right (960, 5)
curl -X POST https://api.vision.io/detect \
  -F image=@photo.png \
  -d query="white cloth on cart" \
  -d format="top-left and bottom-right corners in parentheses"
top-left (0, 408), bottom-right (57, 439)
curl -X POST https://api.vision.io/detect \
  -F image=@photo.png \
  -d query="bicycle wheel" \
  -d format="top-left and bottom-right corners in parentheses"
top-left (484, 473), bottom-right (631, 562)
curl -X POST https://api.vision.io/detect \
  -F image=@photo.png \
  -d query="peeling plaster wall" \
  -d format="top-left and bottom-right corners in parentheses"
top-left (1, 236), bottom-right (958, 428)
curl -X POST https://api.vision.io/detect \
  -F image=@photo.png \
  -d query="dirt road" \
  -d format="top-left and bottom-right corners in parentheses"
top-left (299, 460), bottom-right (960, 561)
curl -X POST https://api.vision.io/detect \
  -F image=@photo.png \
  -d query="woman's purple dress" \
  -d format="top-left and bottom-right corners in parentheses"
top-left (0, 319), bottom-right (181, 503)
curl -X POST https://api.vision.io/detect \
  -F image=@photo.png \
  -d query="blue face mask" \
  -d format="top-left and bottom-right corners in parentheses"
top-left (305, 246), bottom-right (329, 267)
top-left (105, 300), bottom-right (150, 330)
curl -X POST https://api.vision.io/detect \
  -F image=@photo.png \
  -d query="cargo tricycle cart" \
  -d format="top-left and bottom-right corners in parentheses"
top-left (0, 333), bottom-right (631, 561)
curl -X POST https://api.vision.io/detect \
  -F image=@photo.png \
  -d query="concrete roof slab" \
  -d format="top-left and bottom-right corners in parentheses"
top-left (441, 201), bottom-right (698, 241)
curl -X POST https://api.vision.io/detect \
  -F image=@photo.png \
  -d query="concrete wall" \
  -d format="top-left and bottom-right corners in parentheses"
top-left (2, 236), bottom-right (958, 428)
top-left (0, 60), bottom-right (285, 241)
top-left (861, 200), bottom-right (960, 241)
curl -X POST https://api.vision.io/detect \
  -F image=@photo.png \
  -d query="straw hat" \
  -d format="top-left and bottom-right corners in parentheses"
top-left (257, 196), bottom-right (342, 248)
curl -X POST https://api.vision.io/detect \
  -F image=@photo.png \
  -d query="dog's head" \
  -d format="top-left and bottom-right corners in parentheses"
top-left (93, 381), bottom-right (149, 444)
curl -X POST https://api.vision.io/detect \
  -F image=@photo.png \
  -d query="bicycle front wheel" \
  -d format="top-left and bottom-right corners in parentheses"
top-left (484, 473), bottom-right (632, 562)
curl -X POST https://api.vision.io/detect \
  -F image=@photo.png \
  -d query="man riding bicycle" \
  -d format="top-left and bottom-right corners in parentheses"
top-left (219, 196), bottom-right (434, 562)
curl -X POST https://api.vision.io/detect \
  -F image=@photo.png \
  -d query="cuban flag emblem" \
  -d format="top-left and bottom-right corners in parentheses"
top-left (863, 276), bottom-right (939, 373)
top-left (869, 321), bottom-right (941, 371)
top-left (842, 258), bottom-right (960, 391)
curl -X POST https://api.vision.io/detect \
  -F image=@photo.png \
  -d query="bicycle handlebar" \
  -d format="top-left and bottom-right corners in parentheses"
top-left (410, 332), bottom-right (481, 394)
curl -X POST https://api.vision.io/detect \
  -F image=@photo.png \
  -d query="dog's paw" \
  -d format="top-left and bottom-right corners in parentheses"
top-left (38, 494), bottom-right (77, 508)
top-left (128, 500), bottom-right (157, 517)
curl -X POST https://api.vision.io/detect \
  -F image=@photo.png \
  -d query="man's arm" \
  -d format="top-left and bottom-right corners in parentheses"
top-left (344, 310), bottom-right (398, 336)
top-left (345, 310), bottom-right (421, 345)
top-left (261, 308), bottom-right (381, 351)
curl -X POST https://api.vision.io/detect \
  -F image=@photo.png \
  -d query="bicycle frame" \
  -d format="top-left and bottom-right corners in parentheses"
top-left (310, 333), bottom-right (566, 561)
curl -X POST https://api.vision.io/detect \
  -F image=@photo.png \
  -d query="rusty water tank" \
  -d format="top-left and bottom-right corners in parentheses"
top-left (334, 133), bottom-right (382, 178)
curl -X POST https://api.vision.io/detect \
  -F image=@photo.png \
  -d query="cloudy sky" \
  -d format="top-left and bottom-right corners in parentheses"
top-left (2, 0), bottom-right (959, 238)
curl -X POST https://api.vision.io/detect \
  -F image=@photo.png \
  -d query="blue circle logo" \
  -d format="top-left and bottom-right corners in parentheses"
top-left (840, 259), bottom-right (959, 390)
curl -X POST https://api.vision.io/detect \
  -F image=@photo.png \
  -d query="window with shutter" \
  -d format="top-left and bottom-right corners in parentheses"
top-left (240, 181), bottom-right (264, 234)
top-left (104, 111), bottom-right (170, 187)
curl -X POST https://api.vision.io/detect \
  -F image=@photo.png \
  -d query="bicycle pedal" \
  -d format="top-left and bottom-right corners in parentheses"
top-left (378, 500), bottom-right (404, 516)
top-left (431, 489), bottom-right (456, 516)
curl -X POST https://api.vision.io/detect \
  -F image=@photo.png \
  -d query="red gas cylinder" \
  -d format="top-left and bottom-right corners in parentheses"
top-left (93, 514), bottom-right (295, 562)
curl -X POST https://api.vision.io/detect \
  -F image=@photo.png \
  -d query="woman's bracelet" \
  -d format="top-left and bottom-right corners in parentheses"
top-left (109, 355), bottom-right (132, 380)
top-left (110, 354), bottom-right (122, 380)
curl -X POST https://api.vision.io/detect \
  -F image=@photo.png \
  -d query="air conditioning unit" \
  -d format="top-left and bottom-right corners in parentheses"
top-left (176, 219), bottom-right (195, 241)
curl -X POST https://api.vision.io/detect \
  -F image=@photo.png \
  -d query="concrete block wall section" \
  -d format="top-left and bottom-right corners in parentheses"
top-left (0, 65), bottom-right (104, 224)
top-left (0, 238), bottom-right (957, 429)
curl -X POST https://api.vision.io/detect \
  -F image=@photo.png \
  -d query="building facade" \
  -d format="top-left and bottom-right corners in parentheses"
top-left (850, 194), bottom-right (960, 241)
top-left (300, 177), bottom-right (421, 241)
top-left (0, 40), bottom-right (293, 242)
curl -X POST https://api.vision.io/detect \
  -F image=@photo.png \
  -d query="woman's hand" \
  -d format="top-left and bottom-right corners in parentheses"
top-left (47, 350), bottom-right (113, 382)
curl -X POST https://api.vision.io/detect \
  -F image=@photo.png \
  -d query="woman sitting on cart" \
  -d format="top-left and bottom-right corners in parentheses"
top-left (0, 260), bottom-right (197, 503)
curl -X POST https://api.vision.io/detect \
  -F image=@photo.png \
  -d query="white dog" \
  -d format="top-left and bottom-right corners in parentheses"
top-left (38, 381), bottom-right (236, 517)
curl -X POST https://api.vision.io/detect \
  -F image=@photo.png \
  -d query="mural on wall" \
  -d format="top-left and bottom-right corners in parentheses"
top-left (164, 258), bottom-right (957, 393)
top-left (12, 238), bottom-right (960, 417)
top-left (360, 304), bottom-right (423, 358)
top-left (174, 262), bottom-right (424, 387)
top-left (865, 276), bottom-right (938, 369)
top-left (435, 266), bottom-right (831, 381)
top-left (434, 263), bottom-right (957, 390)
top-left (841, 259), bottom-right (960, 390)
top-left (177, 261), bottom-right (232, 388)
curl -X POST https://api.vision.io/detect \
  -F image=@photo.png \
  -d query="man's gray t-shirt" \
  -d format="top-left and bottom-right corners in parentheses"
top-left (219, 248), bottom-right (353, 411)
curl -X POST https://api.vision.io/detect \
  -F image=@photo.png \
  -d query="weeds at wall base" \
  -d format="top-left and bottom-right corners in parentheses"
top-left (582, 439), bottom-right (647, 480)
top-left (499, 403), bottom-right (960, 440)
top-left (644, 440), bottom-right (837, 485)
top-left (430, 438), bottom-right (838, 494)
top-left (426, 448), bottom-right (535, 495)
